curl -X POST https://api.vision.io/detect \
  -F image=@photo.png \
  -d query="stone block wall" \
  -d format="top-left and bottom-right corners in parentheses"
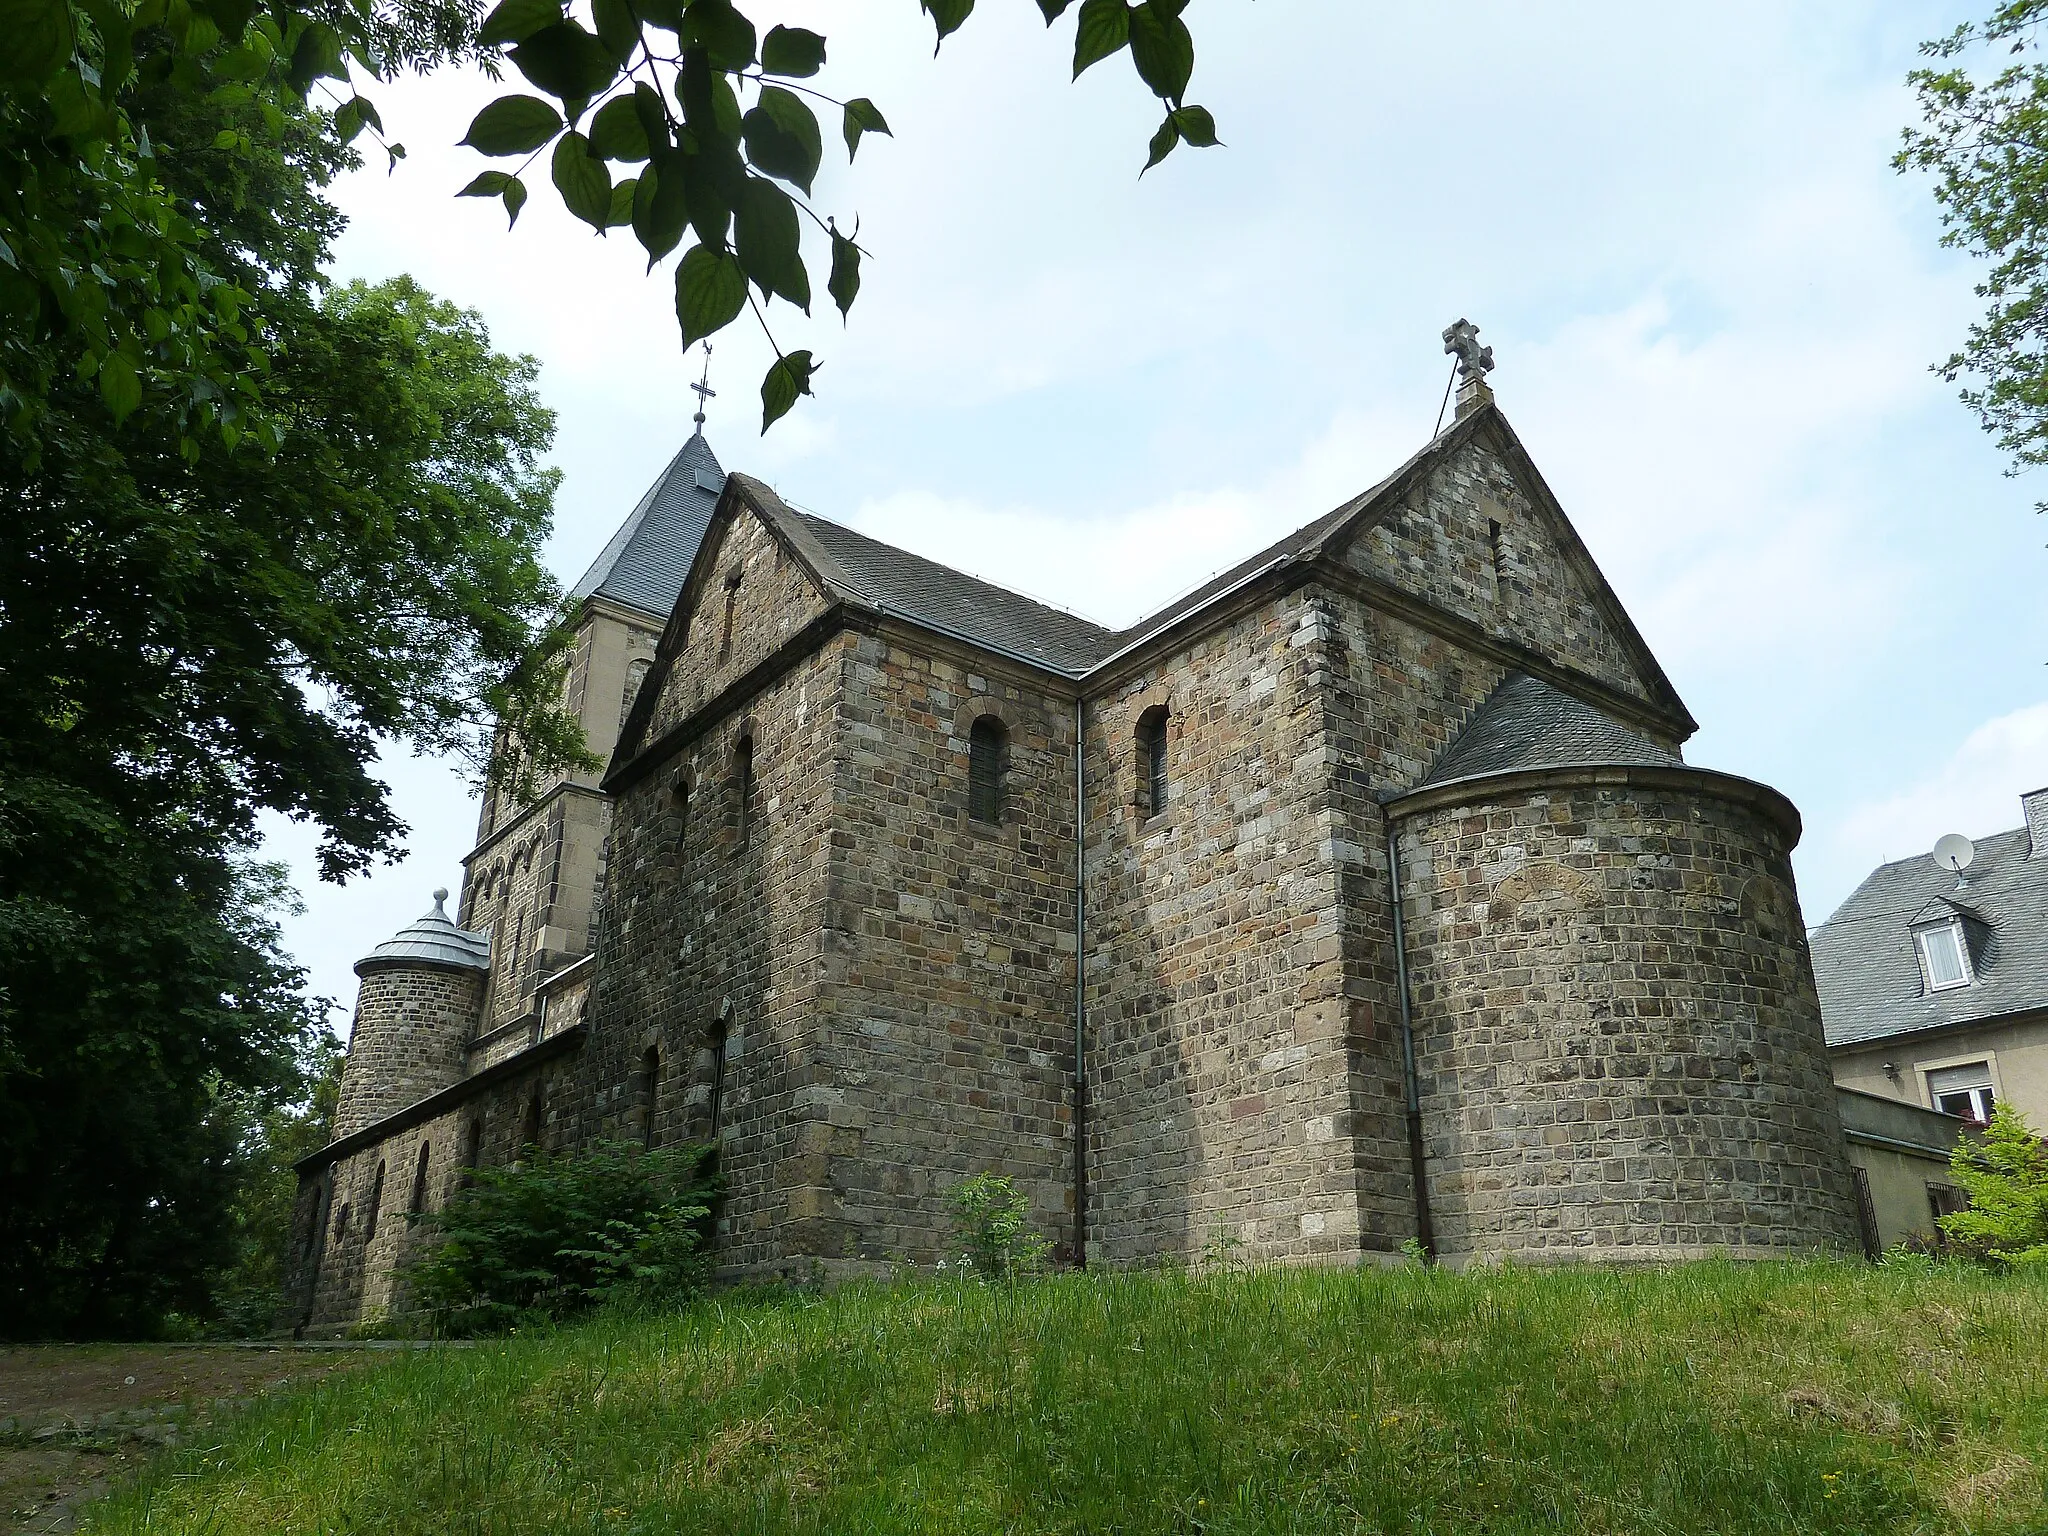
top-left (1393, 767), bottom-right (1861, 1262)
top-left (817, 630), bottom-right (1079, 1265)
top-left (332, 963), bottom-right (483, 1139)
top-left (1082, 589), bottom-right (1365, 1267)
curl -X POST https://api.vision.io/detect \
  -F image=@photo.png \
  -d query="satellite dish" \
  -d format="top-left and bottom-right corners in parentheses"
top-left (1934, 833), bottom-right (1976, 882)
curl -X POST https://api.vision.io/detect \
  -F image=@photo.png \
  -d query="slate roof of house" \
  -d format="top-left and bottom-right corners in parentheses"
top-left (355, 891), bottom-right (491, 975)
top-left (1813, 823), bottom-right (2048, 1048)
top-left (1411, 672), bottom-right (1682, 790)
top-left (567, 431), bottom-right (725, 618)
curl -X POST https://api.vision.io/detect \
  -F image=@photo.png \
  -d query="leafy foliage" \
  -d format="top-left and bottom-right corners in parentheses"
top-left (945, 1170), bottom-right (1052, 1281)
top-left (407, 1141), bottom-right (720, 1333)
top-left (1937, 1102), bottom-right (2048, 1265)
top-left (1900, 1), bottom-right (2048, 496)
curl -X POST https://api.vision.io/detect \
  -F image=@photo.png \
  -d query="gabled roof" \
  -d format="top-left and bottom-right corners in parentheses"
top-left (1411, 672), bottom-right (1682, 791)
top-left (1814, 825), bottom-right (2048, 1048)
top-left (567, 431), bottom-right (725, 618)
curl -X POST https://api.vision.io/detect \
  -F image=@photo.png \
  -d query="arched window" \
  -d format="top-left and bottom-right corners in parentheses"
top-left (334, 1201), bottom-right (351, 1242)
top-left (968, 716), bottom-right (1006, 825)
top-left (520, 1088), bottom-right (543, 1155)
top-left (734, 735), bottom-right (755, 847)
top-left (1136, 706), bottom-right (1169, 819)
top-left (363, 1161), bottom-right (385, 1244)
top-left (459, 1117), bottom-right (483, 1191)
top-left (620, 658), bottom-right (652, 731)
top-left (409, 1142), bottom-right (431, 1215)
top-left (639, 1045), bottom-right (663, 1149)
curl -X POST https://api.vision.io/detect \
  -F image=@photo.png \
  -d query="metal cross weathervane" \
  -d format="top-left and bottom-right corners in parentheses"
top-left (691, 342), bottom-right (716, 427)
top-left (1442, 318), bottom-right (1494, 381)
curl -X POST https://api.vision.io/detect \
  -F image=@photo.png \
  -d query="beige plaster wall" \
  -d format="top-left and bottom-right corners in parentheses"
top-left (1831, 1010), bottom-right (2048, 1127)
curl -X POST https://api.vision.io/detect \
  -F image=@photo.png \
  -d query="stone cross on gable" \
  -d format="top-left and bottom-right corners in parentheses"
top-left (1442, 318), bottom-right (1494, 381)
top-left (690, 342), bottom-right (716, 426)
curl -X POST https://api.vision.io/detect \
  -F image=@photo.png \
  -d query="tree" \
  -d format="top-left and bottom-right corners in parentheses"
top-left (4, 0), bottom-right (1218, 442)
top-left (0, 52), bottom-right (571, 1332)
top-left (1937, 1102), bottom-right (2048, 1265)
top-left (1900, 1), bottom-right (2048, 496)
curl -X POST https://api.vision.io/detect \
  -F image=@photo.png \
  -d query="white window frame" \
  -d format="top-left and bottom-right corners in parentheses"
top-left (1913, 918), bottom-right (1972, 993)
top-left (1919, 1050), bottom-right (2003, 1124)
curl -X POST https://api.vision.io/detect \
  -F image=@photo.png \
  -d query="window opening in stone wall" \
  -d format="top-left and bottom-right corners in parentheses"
top-left (969, 715), bottom-right (1007, 824)
top-left (1916, 919), bottom-right (1971, 992)
top-left (620, 658), bottom-right (651, 733)
top-left (460, 1117), bottom-right (483, 1190)
top-left (1488, 518), bottom-right (1505, 595)
top-left (640, 1045), bottom-right (663, 1149)
top-left (734, 735), bottom-right (755, 847)
top-left (671, 778), bottom-right (691, 850)
top-left (409, 1142), bottom-right (431, 1214)
top-left (719, 572), bottom-right (741, 661)
top-left (520, 1088), bottom-right (543, 1156)
top-left (1928, 1061), bottom-right (1995, 1124)
top-left (708, 1015), bottom-right (730, 1140)
top-left (1137, 707), bottom-right (1169, 819)
top-left (364, 1161), bottom-right (385, 1244)
top-left (334, 1202), bottom-right (351, 1242)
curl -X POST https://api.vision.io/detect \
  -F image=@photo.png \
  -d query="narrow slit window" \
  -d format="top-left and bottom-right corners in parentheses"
top-left (363, 1161), bottom-right (384, 1244)
top-left (1488, 517), bottom-right (1505, 592)
top-left (520, 1089), bottom-right (543, 1155)
top-left (409, 1142), bottom-right (431, 1215)
top-left (640, 1045), bottom-right (663, 1149)
top-left (708, 1017), bottom-right (730, 1139)
top-left (969, 716), bottom-right (1007, 825)
top-left (672, 779), bottom-right (691, 850)
top-left (459, 1117), bottom-right (483, 1190)
top-left (719, 573), bottom-right (741, 660)
top-left (1137, 707), bottom-right (1169, 819)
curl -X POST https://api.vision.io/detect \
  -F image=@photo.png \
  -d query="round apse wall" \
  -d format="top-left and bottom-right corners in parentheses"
top-left (1390, 765), bottom-right (1860, 1264)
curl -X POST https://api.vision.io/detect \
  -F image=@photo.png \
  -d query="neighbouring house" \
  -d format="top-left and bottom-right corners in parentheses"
top-left (285, 344), bottom-right (1866, 1333)
top-left (1813, 787), bottom-right (2048, 1248)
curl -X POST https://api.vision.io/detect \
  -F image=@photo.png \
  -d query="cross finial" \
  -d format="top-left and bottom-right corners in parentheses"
top-left (1442, 318), bottom-right (1494, 381)
top-left (690, 341), bottom-right (716, 428)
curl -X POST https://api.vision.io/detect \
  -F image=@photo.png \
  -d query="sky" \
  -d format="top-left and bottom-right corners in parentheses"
top-left (262, 1), bottom-right (2048, 1030)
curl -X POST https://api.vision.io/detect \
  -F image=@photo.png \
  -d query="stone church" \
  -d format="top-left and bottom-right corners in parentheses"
top-left (288, 345), bottom-right (1859, 1329)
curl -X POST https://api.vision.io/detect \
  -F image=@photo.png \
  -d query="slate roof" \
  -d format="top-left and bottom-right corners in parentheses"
top-left (567, 431), bottom-right (725, 618)
top-left (1411, 672), bottom-right (1682, 790)
top-left (784, 509), bottom-right (1119, 674)
top-left (1813, 824), bottom-right (2048, 1048)
top-left (355, 891), bottom-right (491, 975)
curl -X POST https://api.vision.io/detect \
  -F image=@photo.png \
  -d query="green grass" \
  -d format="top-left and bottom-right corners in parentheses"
top-left (85, 1259), bottom-right (2048, 1535)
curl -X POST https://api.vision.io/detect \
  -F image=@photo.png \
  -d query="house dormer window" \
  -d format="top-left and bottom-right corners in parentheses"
top-left (1915, 918), bottom-right (1971, 992)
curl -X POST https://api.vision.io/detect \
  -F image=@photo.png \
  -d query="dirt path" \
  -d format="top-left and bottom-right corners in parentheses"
top-left (0, 1345), bottom-right (391, 1534)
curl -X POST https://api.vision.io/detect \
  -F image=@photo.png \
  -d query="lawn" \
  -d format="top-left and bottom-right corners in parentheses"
top-left (82, 1258), bottom-right (2048, 1535)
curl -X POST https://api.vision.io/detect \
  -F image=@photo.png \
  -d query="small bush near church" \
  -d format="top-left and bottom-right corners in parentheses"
top-left (946, 1171), bottom-right (1052, 1280)
top-left (1939, 1103), bottom-right (2048, 1266)
top-left (407, 1141), bottom-right (718, 1334)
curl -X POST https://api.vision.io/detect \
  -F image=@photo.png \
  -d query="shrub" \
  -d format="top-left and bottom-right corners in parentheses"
top-left (946, 1172), bottom-right (1051, 1281)
top-left (1938, 1102), bottom-right (2048, 1266)
top-left (406, 1141), bottom-right (718, 1333)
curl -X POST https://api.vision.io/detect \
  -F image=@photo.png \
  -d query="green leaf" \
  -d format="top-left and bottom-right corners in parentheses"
top-left (734, 176), bottom-right (808, 311)
top-left (334, 97), bottom-right (368, 144)
top-left (3, 0), bottom-right (72, 83)
top-left (511, 23), bottom-right (619, 105)
top-left (46, 68), bottom-right (113, 138)
top-left (828, 227), bottom-right (859, 319)
top-left (459, 170), bottom-right (513, 197)
top-left (476, 0), bottom-right (560, 48)
top-left (631, 79), bottom-right (671, 153)
top-left (1034, 0), bottom-right (1072, 18)
top-left (681, 0), bottom-right (754, 70)
top-left (920, 0), bottom-right (973, 52)
top-left (1127, 1), bottom-right (1192, 102)
top-left (633, 157), bottom-right (688, 266)
top-left (99, 352), bottom-right (141, 424)
top-left (552, 131), bottom-right (613, 230)
top-left (462, 94), bottom-right (563, 155)
top-left (742, 86), bottom-right (821, 195)
top-left (503, 176), bottom-right (529, 227)
top-left (842, 97), bottom-right (890, 162)
top-left (1168, 104), bottom-right (1217, 146)
top-left (607, 176), bottom-right (638, 228)
top-left (592, 0), bottom-right (637, 64)
top-left (287, 19), bottom-right (343, 88)
top-left (1072, 0), bottom-right (1128, 78)
top-left (1142, 114), bottom-right (1176, 172)
top-left (589, 93), bottom-right (650, 161)
top-left (761, 23), bottom-right (825, 77)
top-left (674, 242), bottom-right (748, 347)
top-left (760, 350), bottom-right (816, 432)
